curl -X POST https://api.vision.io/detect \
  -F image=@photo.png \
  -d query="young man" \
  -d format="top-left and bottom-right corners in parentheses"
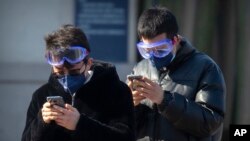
top-left (127, 7), bottom-right (226, 141)
top-left (22, 25), bottom-right (135, 141)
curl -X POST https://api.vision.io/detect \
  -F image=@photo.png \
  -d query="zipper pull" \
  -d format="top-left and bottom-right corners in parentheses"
top-left (71, 93), bottom-right (76, 106)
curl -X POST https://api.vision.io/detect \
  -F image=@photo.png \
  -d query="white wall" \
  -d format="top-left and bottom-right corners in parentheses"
top-left (0, 0), bottom-right (74, 64)
top-left (0, 0), bottom-right (74, 141)
top-left (0, 0), bottom-right (136, 141)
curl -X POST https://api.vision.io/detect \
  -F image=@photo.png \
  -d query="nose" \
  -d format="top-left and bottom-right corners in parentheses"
top-left (60, 68), bottom-right (81, 76)
top-left (62, 61), bottom-right (75, 69)
top-left (58, 64), bottom-right (79, 74)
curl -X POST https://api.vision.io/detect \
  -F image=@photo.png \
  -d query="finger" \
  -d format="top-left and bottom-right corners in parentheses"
top-left (127, 78), bottom-right (132, 83)
top-left (43, 102), bottom-right (53, 108)
top-left (136, 86), bottom-right (151, 94)
top-left (55, 120), bottom-right (64, 126)
top-left (49, 115), bottom-right (59, 120)
top-left (127, 81), bottom-right (133, 88)
top-left (42, 106), bottom-right (54, 113)
top-left (42, 114), bottom-right (61, 123)
top-left (134, 96), bottom-right (145, 102)
top-left (43, 108), bottom-right (62, 114)
top-left (133, 95), bottom-right (145, 100)
top-left (53, 105), bottom-right (66, 114)
top-left (134, 79), bottom-right (153, 90)
top-left (134, 97), bottom-right (145, 106)
top-left (132, 90), bottom-right (140, 95)
top-left (137, 80), bottom-right (159, 94)
top-left (141, 81), bottom-right (155, 91)
top-left (132, 79), bottom-right (143, 86)
top-left (132, 90), bottom-right (146, 97)
top-left (42, 111), bottom-right (63, 117)
top-left (54, 116), bottom-right (64, 122)
top-left (137, 87), bottom-right (152, 97)
top-left (65, 104), bottom-right (76, 111)
top-left (141, 77), bottom-right (156, 85)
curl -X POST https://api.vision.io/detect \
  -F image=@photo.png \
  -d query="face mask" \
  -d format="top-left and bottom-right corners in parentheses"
top-left (58, 74), bottom-right (86, 94)
top-left (57, 62), bottom-right (87, 94)
top-left (150, 52), bottom-right (175, 70)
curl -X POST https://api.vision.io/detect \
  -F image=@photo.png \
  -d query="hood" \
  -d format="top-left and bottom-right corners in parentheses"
top-left (167, 38), bottom-right (197, 71)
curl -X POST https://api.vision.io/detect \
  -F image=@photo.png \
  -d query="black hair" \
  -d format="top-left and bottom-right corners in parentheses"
top-left (137, 6), bottom-right (179, 39)
top-left (45, 24), bottom-right (91, 52)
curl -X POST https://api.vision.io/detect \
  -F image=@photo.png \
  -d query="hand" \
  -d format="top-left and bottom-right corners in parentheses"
top-left (127, 79), bottom-right (146, 106)
top-left (41, 102), bottom-right (63, 124)
top-left (135, 77), bottom-right (164, 105)
top-left (53, 104), bottom-right (80, 130)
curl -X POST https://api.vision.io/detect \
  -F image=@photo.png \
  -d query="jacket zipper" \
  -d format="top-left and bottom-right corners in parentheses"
top-left (71, 92), bottom-right (76, 106)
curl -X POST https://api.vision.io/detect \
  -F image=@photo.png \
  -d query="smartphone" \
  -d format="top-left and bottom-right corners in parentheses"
top-left (127, 74), bottom-right (143, 81)
top-left (47, 96), bottom-right (65, 107)
top-left (127, 75), bottom-right (143, 90)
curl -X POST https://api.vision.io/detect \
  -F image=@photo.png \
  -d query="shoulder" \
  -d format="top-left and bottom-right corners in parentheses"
top-left (193, 52), bottom-right (221, 71)
top-left (92, 60), bottom-right (117, 74)
top-left (28, 83), bottom-right (50, 108)
top-left (133, 59), bottom-right (151, 72)
top-left (92, 60), bottom-right (115, 69)
top-left (90, 59), bottom-right (120, 82)
top-left (33, 83), bottom-right (48, 95)
top-left (180, 38), bottom-right (221, 71)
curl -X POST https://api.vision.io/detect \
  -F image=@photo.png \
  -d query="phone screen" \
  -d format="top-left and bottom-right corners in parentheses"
top-left (127, 75), bottom-right (143, 81)
top-left (47, 96), bottom-right (65, 107)
top-left (127, 75), bottom-right (143, 90)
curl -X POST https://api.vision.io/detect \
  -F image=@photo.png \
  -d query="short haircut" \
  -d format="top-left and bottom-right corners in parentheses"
top-left (45, 24), bottom-right (90, 52)
top-left (137, 6), bottom-right (179, 39)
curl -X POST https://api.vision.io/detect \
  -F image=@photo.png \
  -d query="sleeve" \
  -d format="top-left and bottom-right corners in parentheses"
top-left (158, 62), bottom-right (226, 138)
top-left (21, 89), bottom-right (56, 141)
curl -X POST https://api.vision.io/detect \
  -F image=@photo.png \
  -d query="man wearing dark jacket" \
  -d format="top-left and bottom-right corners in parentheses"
top-left (22, 25), bottom-right (135, 141)
top-left (127, 7), bottom-right (226, 141)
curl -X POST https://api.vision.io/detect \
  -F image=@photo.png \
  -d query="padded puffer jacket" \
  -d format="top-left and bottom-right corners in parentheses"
top-left (133, 39), bottom-right (226, 141)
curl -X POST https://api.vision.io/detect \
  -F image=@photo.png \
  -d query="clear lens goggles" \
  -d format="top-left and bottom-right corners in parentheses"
top-left (46, 46), bottom-right (89, 66)
top-left (137, 39), bottom-right (173, 59)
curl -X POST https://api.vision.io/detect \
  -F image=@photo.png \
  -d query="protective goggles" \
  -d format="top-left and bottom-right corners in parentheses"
top-left (46, 46), bottom-right (89, 66)
top-left (137, 39), bottom-right (173, 59)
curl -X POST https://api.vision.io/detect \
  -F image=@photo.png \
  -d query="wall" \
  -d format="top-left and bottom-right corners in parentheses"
top-left (0, 0), bottom-right (74, 141)
top-left (0, 0), bottom-right (136, 140)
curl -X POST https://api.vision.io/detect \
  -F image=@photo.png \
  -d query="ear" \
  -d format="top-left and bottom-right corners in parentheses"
top-left (172, 35), bottom-right (178, 45)
top-left (85, 58), bottom-right (93, 72)
top-left (80, 58), bottom-right (93, 73)
top-left (172, 35), bottom-right (181, 53)
top-left (87, 58), bottom-right (93, 66)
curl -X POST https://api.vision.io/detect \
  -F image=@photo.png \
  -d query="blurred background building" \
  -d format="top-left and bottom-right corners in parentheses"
top-left (0, 0), bottom-right (249, 140)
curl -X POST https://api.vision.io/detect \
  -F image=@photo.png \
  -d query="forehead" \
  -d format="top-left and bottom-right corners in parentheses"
top-left (141, 33), bottom-right (167, 43)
